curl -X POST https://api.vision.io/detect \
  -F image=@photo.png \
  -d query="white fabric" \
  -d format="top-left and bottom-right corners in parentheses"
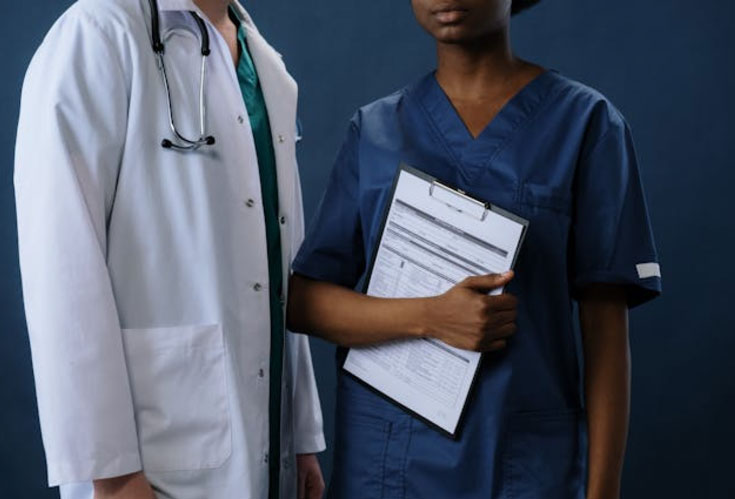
top-left (636, 262), bottom-right (661, 279)
top-left (14, 0), bottom-right (325, 497)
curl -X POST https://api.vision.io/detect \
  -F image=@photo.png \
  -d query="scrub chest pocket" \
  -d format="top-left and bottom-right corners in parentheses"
top-left (121, 323), bottom-right (232, 472)
top-left (520, 182), bottom-right (572, 217)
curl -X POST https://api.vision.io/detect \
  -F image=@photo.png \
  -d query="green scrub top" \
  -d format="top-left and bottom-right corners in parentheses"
top-left (230, 9), bottom-right (283, 499)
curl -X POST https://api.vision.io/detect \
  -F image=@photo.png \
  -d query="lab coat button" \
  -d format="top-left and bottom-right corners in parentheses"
top-left (245, 199), bottom-right (255, 208)
top-left (258, 368), bottom-right (265, 378)
top-left (279, 215), bottom-right (286, 225)
top-left (264, 453), bottom-right (269, 464)
top-left (237, 115), bottom-right (244, 124)
top-left (277, 134), bottom-right (285, 143)
top-left (253, 283), bottom-right (262, 292)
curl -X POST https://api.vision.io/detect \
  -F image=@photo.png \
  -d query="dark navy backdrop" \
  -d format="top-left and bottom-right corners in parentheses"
top-left (2, 1), bottom-right (733, 497)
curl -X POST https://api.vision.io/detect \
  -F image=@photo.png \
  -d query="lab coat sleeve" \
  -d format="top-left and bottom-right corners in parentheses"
top-left (288, 332), bottom-right (327, 454)
top-left (288, 163), bottom-right (326, 455)
top-left (14, 10), bottom-right (141, 486)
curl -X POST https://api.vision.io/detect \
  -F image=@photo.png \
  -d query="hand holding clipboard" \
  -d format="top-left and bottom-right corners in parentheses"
top-left (423, 271), bottom-right (518, 352)
top-left (342, 164), bottom-right (529, 437)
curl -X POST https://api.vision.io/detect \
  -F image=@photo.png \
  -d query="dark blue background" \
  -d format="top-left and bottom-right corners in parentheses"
top-left (2, 1), bottom-right (733, 497)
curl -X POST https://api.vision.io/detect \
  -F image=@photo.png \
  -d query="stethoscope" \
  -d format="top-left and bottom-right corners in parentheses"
top-left (148, 0), bottom-right (216, 151)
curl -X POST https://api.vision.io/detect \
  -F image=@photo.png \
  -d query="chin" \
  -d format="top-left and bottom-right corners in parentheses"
top-left (432, 25), bottom-right (475, 44)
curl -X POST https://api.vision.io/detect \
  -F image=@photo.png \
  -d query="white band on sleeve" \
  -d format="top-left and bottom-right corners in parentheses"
top-left (636, 262), bottom-right (661, 279)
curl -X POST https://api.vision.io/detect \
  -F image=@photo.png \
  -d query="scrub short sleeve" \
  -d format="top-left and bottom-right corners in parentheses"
top-left (571, 115), bottom-right (662, 307)
top-left (293, 118), bottom-right (365, 288)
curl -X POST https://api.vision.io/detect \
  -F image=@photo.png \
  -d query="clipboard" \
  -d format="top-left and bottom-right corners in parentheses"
top-left (342, 163), bottom-right (529, 438)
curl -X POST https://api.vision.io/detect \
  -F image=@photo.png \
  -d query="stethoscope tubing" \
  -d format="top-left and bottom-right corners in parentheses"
top-left (147, 0), bottom-right (216, 151)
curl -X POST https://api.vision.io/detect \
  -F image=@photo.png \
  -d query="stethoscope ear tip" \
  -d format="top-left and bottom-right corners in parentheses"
top-left (161, 139), bottom-right (173, 149)
top-left (206, 136), bottom-right (216, 145)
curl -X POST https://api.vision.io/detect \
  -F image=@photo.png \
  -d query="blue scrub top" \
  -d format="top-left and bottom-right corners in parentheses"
top-left (293, 71), bottom-right (662, 499)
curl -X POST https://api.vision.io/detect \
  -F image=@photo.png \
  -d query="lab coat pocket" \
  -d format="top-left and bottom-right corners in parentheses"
top-left (503, 409), bottom-right (585, 499)
top-left (121, 324), bottom-right (232, 472)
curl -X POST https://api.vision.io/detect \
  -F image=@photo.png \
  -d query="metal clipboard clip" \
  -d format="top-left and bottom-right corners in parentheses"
top-left (429, 181), bottom-right (489, 221)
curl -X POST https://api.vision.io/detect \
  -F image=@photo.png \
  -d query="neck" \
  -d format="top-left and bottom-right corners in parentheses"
top-left (193, 0), bottom-right (231, 25)
top-left (435, 28), bottom-right (520, 99)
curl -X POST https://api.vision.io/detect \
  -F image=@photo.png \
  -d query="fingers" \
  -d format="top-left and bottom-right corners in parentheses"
top-left (484, 293), bottom-right (518, 312)
top-left (493, 322), bottom-right (517, 340)
top-left (307, 472), bottom-right (326, 499)
top-left (485, 339), bottom-right (507, 352)
top-left (297, 454), bottom-right (325, 499)
top-left (479, 324), bottom-right (517, 352)
top-left (298, 469), bottom-right (307, 499)
top-left (488, 309), bottom-right (517, 328)
top-left (463, 322), bottom-right (517, 352)
top-left (475, 321), bottom-right (516, 352)
top-left (459, 271), bottom-right (514, 292)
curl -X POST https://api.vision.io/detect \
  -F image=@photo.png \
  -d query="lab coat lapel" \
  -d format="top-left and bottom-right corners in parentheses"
top-left (230, 10), bottom-right (301, 489)
top-left (233, 5), bottom-right (299, 278)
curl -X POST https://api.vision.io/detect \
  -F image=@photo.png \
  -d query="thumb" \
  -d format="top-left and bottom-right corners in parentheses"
top-left (459, 271), bottom-right (514, 292)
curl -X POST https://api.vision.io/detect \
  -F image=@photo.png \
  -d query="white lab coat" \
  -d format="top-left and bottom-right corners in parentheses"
top-left (14, 0), bottom-right (325, 497)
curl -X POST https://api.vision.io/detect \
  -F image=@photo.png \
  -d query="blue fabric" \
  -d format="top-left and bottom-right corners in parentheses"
top-left (293, 70), bottom-right (661, 499)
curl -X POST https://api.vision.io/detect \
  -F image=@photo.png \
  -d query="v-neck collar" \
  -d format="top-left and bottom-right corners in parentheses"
top-left (414, 70), bottom-right (558, 174)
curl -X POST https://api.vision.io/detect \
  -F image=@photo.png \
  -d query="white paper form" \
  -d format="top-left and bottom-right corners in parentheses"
top-left (343, 166), bottom-right (527, 436)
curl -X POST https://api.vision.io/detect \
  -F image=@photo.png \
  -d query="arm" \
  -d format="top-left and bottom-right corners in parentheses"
top-left (296, 454), bottom-right (325, 499)
top-left (579, 284), bottom-right (630, 499)
top-left (93, 473), bottom-right (155, 499)
top-left (288, 330), bottom-right (326, 499)
top-left (287, 272), bottom-right (518, 352)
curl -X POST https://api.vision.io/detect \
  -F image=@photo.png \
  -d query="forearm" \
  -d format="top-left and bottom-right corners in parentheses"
top-left (287, 273), bottom-right (428, 346)
top-left (580, 285), bottom-right (630, 499)
top-left (94, 471), bottom-right (155, 499)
